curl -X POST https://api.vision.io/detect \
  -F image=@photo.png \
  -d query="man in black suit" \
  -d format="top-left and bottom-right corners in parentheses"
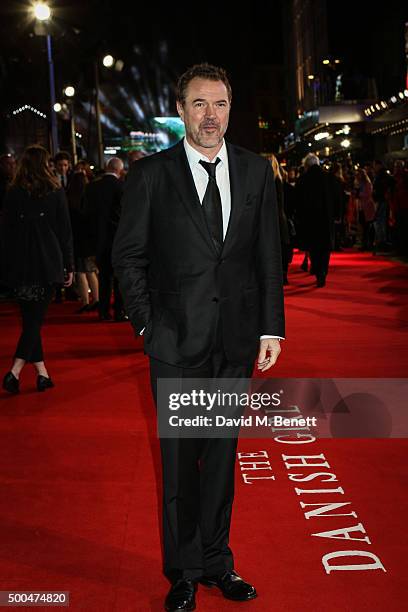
top-left (54, 151), bottom-right (72, 191)
top-left (295, 154), bottom-right (336, 287)
top-left (112, 63), bottom-right (285, 611)
top-left (85, 157), bottom-right (126, 321)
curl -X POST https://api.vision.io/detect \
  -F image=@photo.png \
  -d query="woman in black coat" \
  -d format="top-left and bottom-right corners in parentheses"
top-left (269, 155), bottom-right (292, 284)
top-left (1, 145), bottom-right (74, 393)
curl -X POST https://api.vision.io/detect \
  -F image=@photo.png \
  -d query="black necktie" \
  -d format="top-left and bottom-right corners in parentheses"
top-left (199, 158), bottom-right (223, 253)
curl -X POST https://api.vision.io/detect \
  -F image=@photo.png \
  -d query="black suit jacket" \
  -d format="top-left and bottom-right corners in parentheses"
top-left (112, 140), bottom-right (285, 367)
top-left (84, 174), bottom-right (123, 258)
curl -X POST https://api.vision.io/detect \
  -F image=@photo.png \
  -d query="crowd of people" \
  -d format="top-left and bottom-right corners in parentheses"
top-left (268, 153), bottom-right (408, 287)
top-left (0, 146), bottom-right (144, 393)
top-left (0, 143), bottom-right (407, 394)
top-left (0, 148), bottom-right (147, 316)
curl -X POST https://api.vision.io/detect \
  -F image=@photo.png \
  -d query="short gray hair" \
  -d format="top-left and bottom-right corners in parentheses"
top-left (303, 153), bottom-right (320, 169)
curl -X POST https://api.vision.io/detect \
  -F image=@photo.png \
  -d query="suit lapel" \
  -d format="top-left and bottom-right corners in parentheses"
top-left (163, 140), bottom-right (249, 258)
top-left (222, 143), bottom-right (248, 257)
top-left (164, 142), bottom-right (217, 254)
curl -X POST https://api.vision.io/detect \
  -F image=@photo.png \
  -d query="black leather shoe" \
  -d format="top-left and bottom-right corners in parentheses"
top-left (87, 300), bottom-right (100, 311)
top-left (200, 570), bottom-right (257, 601)
top-left (37, 375), bottom-right (54, 392)
top-left (3, 371), bottom-right (19, 394)
top-left (165, 579), bottom-right (196, 611)
top-left (316, 276), bottom-right (326, 287)
top-left (76, 304), bottom-right (91, 314)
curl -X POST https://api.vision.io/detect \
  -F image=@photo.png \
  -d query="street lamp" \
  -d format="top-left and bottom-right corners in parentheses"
top-left (103, 54), bottom-right (115, 68)
top-left (94, 52), bottom-right (116, 168)
top-left (63, 86), bottom-right (77, 165)
top-left (32, 2), bottom-right (59, 156)
top-left (64, 86), bottom-right (75, 98)
top-left (33, 2), bottom-right (50, 21)
top-left (94, 61), bottom-right (104, 168)
top-left (53, 102), bottom-right (62, 112)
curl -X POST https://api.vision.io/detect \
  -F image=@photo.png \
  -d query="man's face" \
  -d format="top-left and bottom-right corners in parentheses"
top-left (56, 159), bottom-right (69, 175)
top-left (177, 78), bottom-right (230, 150)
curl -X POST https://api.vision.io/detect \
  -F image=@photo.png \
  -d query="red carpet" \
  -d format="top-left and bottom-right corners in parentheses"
top-left (0, 249), bottom-right (407, 610)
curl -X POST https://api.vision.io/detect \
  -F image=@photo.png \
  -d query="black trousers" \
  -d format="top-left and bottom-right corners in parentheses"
top-left (14, 289), bottom-right (53, 363)
top-left (97, 251), bottom-right (124, 317)
top-left (150, 333), bottom-right (253, 583)
top-left (309, 247), bottom-right (331, 280)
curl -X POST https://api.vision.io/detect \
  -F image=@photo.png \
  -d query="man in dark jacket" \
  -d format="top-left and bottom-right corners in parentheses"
top-left (84, 157), bottom-right (125, 320)
top-left (295, 154), bottom-right (336, 287)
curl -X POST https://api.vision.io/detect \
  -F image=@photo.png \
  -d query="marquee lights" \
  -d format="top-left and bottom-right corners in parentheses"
top-left (371, 117), bottom-right (408, 135)
top-left (12, 104), bottom-right (47, 118)
top-left (364, 89), bottom-right (407, 118)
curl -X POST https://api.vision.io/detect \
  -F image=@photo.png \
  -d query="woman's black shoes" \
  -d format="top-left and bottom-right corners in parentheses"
top-left (2, 371), bottom-right (20, 394)
top-left (37, 375), bottom-right (55, 392)
top-left (76, 304), bottom-right (91, 314)
top-left (2, 372), bottom-right (54, 393)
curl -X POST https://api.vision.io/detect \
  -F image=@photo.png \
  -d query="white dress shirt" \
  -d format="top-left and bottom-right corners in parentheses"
top-left (183, 138), bottom-right (231, 240)
top-left (182, 138), bottom-right (283, 342)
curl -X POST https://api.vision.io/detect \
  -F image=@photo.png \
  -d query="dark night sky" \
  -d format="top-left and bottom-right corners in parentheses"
top-left (0, 0), bottom-right (407, 152)
top-left (1, 0), bottom-right (407, 109)
top-left (0, 0), bottom-right (284, 111)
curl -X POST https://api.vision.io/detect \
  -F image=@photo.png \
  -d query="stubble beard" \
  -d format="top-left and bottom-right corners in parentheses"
top-left (191, 123), bottom-right (226, 149)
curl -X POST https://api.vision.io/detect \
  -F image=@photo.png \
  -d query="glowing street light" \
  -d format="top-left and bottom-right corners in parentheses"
top-left (32, 2), bottom-right (58, 155)
top-left (94, 53), bottom-right (123, 167)
top-left (53, 102), bottom-right (62, 112)
top-left (64, 86), bottom-right (75, 97)
top-left (33, 2), bottom-right (50, 21)
top-left (308, 74), bottom-right (315, 80)
top-left (103, 54), bottom-right (115, 68)
top-left (341, 139), bottom-right (350, 148)
top-left (314, 132), bottom-right (329, 141)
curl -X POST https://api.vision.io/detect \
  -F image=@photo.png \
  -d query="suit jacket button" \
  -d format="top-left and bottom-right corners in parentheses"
top-left (212, 297), bottom-right (219, 303)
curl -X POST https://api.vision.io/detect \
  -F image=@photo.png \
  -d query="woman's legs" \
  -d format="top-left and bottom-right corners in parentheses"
top-left (11, 357), bottom-right (25, 379)
top-left (85, 271), bottom-right (99, 302)
top-left (14, 290), bottom-right (53, 376)
top-left (76, 272), bottom-right (90, 305)
top-left (33, 360), bottom-right (49, 377)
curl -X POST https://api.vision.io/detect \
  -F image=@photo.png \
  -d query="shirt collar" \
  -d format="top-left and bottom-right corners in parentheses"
top-left (183, 137), bottom-right (227, 169)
